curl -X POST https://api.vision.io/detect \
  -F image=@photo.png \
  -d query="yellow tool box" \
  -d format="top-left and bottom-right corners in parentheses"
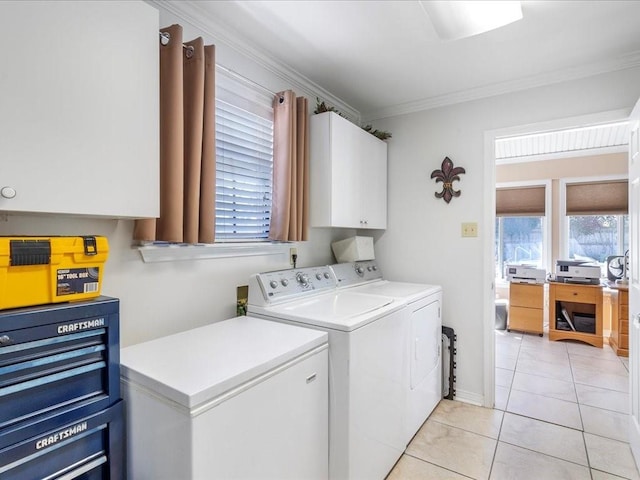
top-left (0, 236), bottom-right (108, 310)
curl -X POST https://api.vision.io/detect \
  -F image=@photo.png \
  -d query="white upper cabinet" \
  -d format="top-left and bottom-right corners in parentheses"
top-left (0, 1), bottom-right (159, 218)
top-left (310, 112), bottom-right (387, 229)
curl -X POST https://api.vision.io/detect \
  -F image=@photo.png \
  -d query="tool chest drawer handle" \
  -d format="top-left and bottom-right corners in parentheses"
top-left (0, 329), bottom-right (105, 355)
top-left (0, 361), bottom-right (105, 397)
top-left (55, 454), bottom-right (107, 480)
top-left (0, 344), bottom-right (105, 377)
top-left (0, 335), bottom-right (11, 346)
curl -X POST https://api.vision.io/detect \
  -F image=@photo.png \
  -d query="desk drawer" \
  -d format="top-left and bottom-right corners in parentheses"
top-left (509, 306), bottom-right (543, 334)
top-left (621, 319), bottom-right (629, 335)
top-left (553, 285), bottom-right (598, 304)
top-left (620, 333), bottom-right (629, 349)
top-left (510, 284), bottom-right (544, 309)
top-left (620, 304), bottom-right (628, 320)
top-left (620, 290), bottom-right (629, 304)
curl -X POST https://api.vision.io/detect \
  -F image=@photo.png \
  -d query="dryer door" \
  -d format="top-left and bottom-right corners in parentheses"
top-left (410, 300), bottom-right (441, 389)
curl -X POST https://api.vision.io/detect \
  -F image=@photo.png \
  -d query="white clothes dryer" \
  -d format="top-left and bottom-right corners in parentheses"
top-left (248, 265), bottom-right (407, 480)
top-left (331, 260), bottom-right (443, 444)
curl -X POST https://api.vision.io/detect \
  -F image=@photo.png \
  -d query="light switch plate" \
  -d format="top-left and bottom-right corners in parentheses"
top-left (461, 222), bottom-right (478, 237)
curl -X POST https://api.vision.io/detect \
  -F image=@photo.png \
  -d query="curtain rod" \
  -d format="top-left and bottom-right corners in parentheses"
top-left (159, 31), bottom-right (276, 97)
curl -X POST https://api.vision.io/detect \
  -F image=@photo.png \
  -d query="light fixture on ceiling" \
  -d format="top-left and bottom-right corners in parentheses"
top-left (420, 1), bottom-right (523, 41)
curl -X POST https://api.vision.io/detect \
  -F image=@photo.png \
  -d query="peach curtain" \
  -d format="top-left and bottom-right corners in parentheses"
top-left (133, 24), bottom-right (216, 244)
top-left (270, 91), bottom-right (309, 242)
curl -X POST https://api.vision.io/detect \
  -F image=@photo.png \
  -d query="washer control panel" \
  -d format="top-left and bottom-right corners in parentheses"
top-left (251, 266), bottom-right (337, 304)
top-left (331, 260), bottom-right (382, 287)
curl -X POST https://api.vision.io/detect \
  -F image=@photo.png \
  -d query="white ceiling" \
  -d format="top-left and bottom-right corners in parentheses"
top-left (495, 121), bottom-right (630, 163)
top-left (162, 1), bottom-right (640, 121)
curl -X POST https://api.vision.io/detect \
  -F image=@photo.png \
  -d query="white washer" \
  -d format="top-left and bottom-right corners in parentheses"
top-left (331, 260), bottom-right (443, 444)
top-left (248, 265), bottom-right (406, 480)
top-left (120, 316), bottom-right (329, 480)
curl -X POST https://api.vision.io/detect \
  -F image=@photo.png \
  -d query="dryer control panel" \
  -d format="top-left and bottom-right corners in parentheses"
top-left (249, 266), bottom-right (337, 305)
top-left (331, 260), bottom-right (383, 287)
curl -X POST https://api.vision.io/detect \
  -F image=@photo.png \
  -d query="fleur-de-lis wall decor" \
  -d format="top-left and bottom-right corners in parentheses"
top-left (431, 156), bottom-right (466, 203)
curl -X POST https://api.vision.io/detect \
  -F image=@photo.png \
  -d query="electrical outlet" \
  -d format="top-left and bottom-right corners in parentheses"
top-left (461, 222), bottom-right (478, 237)
top-left (290, 247), bottom-right (298, 266)
top-left (236, 285), bottom-right (248, 316)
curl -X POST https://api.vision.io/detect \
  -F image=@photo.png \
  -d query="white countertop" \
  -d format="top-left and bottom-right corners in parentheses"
top-left (120, 315), bottom-right (327, 410)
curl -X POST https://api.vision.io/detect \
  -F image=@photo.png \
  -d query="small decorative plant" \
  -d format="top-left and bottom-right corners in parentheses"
top-left (314, 97), bottom-right (346, 117)
top-left (314, 98), bottom-right (392, 141)
top-left (361, 124), bottom-right (392, 141)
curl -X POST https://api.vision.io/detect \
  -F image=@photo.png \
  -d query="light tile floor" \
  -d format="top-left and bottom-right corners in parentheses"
top-left (387, 331), bottom-right (640, 480)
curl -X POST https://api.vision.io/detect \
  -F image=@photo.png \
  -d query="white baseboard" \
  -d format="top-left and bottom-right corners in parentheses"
top-left (451, 389), bottom-right (484, 407)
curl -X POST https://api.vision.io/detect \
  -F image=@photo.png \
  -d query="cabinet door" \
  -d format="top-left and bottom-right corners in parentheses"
top-left (329, 116), bottom-right (362, 228)
top-left (309, 112), bottom-right (388, 229)
top-left (359, 131), bottom-right (388, 229)
top-left (0, 1), bottom-right (159, 218)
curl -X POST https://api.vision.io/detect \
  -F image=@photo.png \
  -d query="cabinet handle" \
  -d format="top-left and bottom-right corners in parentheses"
top-left (634, 313), bottom-right (640, 328)
top-left (0, 335), bottom-right (12, 345)
top-left (306, 373), bottom-right (317, 383)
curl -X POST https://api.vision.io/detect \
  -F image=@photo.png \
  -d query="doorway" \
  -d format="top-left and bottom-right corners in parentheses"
top-left (483, 108), bottom-right (632, 408)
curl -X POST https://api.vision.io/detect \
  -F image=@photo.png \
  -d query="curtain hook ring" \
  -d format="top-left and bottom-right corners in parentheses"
top-left (184, 45), bottom-right (195, 59)
top-left (159, 31), bottom-right (170, 46)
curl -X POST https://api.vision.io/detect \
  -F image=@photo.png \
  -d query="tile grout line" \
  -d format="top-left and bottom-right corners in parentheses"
top-left (489, 332), bottom-right (523, 479)
top-left (496, 333), bottom-right (632, 478)
top-left (496, 437), bottom-right (592, 471)
top-left (400, 453), bottom-right (477, 479)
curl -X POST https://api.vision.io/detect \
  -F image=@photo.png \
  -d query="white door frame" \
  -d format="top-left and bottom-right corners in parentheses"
top-left (482, 108), bottom-right (631, 408)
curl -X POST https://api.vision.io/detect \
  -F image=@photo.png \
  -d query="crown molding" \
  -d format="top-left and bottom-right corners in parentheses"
top-left (362, 50), bottom-right (640, 122)
top-left (148, 0), bottom-right (361, 122)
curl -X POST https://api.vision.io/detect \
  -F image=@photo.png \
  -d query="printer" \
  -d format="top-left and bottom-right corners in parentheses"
top-left (505, 265), bottom-right (546, 284)
top-left (554, 260), bottom-right (601, 285)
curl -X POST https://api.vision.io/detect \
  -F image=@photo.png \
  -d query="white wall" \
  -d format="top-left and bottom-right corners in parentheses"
top-left (370, 67), bottom-right (640, 404)
top-left (0, 217), bottom-right (350, 348)
top-left (0, 3), bottom-right (355, 348)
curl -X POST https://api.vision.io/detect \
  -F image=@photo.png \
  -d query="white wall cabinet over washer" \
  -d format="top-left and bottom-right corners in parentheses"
top-left (310, 111), bottom-right (388, 229)
top-left (0, 1), bottom-right (159, 218)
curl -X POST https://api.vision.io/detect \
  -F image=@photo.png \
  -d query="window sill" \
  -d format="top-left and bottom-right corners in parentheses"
top-left (137, 242), bottom-right (291, 263)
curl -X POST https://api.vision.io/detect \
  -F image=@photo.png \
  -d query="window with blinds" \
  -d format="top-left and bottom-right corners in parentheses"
top-left (495, 184), bottom-right (547, 279)
top-left (215, 99), bottom-right (274, 241)
top-left (564, 179), bottom-right (629, 264)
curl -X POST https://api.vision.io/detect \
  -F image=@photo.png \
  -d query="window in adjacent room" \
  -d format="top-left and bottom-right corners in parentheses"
top-left (495, 184), bottom-right (548, 280)
top-left (567, 215), bottom-right (628, 265)
top-left (215, 72), bottom-right (274, 242)
top-left (564, 179), bottom-right (629, 275)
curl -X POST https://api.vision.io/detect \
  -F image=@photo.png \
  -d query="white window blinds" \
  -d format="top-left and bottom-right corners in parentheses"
top-left (215, 99), bottom-right (274, 241)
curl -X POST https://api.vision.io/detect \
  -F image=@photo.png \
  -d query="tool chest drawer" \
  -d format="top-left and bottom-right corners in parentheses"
top-left (0, 297), bottom-right (120, 435)
top-left (0, 400), bottom-right (124, 480)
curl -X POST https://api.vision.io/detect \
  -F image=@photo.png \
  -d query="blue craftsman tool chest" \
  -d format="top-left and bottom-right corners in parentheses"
top-left (0, 296), bottom-right (123, 479)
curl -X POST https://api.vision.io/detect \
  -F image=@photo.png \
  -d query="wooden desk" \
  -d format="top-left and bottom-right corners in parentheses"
top-left (607, 284), bottom-right (629, 357)
top-left (508, 282), bottom-right (544, 336)
top-left (548, 282), bottom-right (603, 348)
